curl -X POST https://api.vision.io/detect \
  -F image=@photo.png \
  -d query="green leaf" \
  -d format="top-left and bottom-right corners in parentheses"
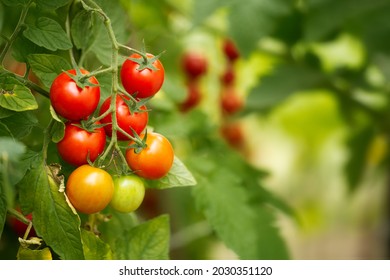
top-left (99, 210), bottom-right (139, 255)
top-left (27, 54), bottom-right (71, 89)
top-left (0, 75), bottom-right (38, 112)
top-left (0, 138), bottom-right (26, 213)
top-left (0, 111), bottom-right (38, 139)
top-left (0, 107), bottom-right (14, 119)
top-left (114, 214), bottom-right (170, 260)
top-left (49, 106), bottom-right (65, 143)
top-left (188, 141), bottom-right (290, 260)
top-left (304, 0), bottom-right (390, 42)
top-left (12, 36), bottom-right (45, 63)
top-left (246, 63), bottom-right (324, 112)
top-left (81, 229), bottom-right (113, 260)
top-left (1, 0), bottom-right (29, 6)
top-left (71, 11), bottom-right (99, 51)
top-left (192, 0), bottom-right (234, 25)
top-left (35, 0), bottom-right (71, 9)
top-left (0, 137), bottom-right (26, 159)
top-left (228, 0), bottom-right (292, 56)
top-left (88, 0), bottom-right (130, 65)
top-left (147, 156), bottom-right (197, 189)
top-left (344, 125), bottom-right (376, 192)
top-left (192, 165), bottom-right (289, 259)
top-left (18, 158), bottom-right (84, 259)
top-left (23, 17), bottom-right (72, 51)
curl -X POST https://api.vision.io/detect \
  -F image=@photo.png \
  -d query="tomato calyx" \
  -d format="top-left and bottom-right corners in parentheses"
top-left (64, 68), bottom-right (99, 89)
top-left (121, 91), bottom-right (151, 114)
top-left (128, 130), bottom-right (148, 154)
top-left (126, 51), bottom-right (163, 72)
top-left (73, 118), bottom-right (107, 134)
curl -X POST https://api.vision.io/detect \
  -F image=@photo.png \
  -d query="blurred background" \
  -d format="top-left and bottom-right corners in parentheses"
top-left (147, 0), bottom-right (390, 260)
top-left (2, 0), bottom-right (390, 260)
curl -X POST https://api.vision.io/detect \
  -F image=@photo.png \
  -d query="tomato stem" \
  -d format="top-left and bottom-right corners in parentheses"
top-left (119, 44), bottom-right (149, 63)
top-left (7, 208), bottom-right (30, 224)
top-left (0, 0), bottom-right (33, 63)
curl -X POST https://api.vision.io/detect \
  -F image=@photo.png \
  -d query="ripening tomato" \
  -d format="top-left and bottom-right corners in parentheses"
top-left (50, 69), bottom-right (100, 120)
top-left (220, 64), bottom-right (236, 86)
top-left (220, 86), bottom-right (244, 116)
top-left (181, 51), bottom-right (208, 79)
top-left (120, 53), bottom-right (165, 99)
top-left (220, 121), bottom-right (245, 149)
top-left (223, 38), bottom-right (240, 61)
top-left (57, 121), bottom-right (106, 166)
top-left (99, 94), bottom-right (148, 141)
top-left (66, 165), bottom-right (114, 214)
top-left (110, 175), bottom-right (145, 213)
top-left (125, 132), bottom-right (174, 180)
top-left (179, 80), bottom-right (202, 112)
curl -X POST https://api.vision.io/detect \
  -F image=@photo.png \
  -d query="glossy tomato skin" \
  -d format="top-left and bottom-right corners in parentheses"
top-left (125, 132), bottom-right (174, 180)
top-left (50, 69), bottom-right (100, 120)
top-left (57, 121), bottom-right (106, 166)
top-left (181, 51), bottom-right (208, 79)
top-left (99, 94), bottom-right (148, 141)
top-left (120, 53), bottom-right (164, 99)
top-left (66, 165), bottom-right (114, 214)
top-left (110, 175), bottom-right (145, 213)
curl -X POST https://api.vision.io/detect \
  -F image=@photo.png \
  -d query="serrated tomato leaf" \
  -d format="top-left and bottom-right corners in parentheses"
top-left (0, 112), bottom-right (38, 139)
top-left (17, 156), bottom-right (84, 259)
top-left (114, 214), bottom-right (170, 260)
top-left (0, 75), bottom-right (38, 112)
top-left (147, 156), bottom-right (197, 189)
top-left (71, 11), bottom-right (99, 51)
top-left (192, 167), bottom-right (289, 259)
top-left (27, 54), bottom-right (71, 89)
top-left (81, 229), bottom-right (113, 260)
top-left (23, 17), bottom-right (72, 51)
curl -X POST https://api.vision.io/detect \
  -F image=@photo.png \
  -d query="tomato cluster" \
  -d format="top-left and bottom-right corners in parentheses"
top-left (49, 53), bottom-right (174, 215)
top-left (219, 38), bottom-right (246, 150)
top-left (179, 51), bottom-right (208, 112)
top-left (50, 69), bottom-right (106, 166)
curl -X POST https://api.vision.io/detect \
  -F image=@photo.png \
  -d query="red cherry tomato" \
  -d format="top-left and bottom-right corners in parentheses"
top-left (125, 132), bottom-right (174, 180)
top-left (50, 69), bottom-right (100, 120)
top-left (57, 121), bottom-right (106, 166)
top-left (220, 86), bottom-right (244, 116)
top-left (66, 165), bottom-right (114, 214)
top-left (180, 80), bottom-right (202, 112)
top-left (223, 38), bottom-right (240, 61)
top-left (220, 121), bottom-right (245, 149)
top-left (220, 64), bottom-right (236, 86)
top-left (181, 51), bottom-right (208, 79)
top-left (99, 94), bottom-right (148, 141)
top-left (120, 53), bottom-right (165, 99)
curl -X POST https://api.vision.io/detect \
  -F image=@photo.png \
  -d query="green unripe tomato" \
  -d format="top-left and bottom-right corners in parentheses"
top-left (110, 175), bottom-right (146, 213)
